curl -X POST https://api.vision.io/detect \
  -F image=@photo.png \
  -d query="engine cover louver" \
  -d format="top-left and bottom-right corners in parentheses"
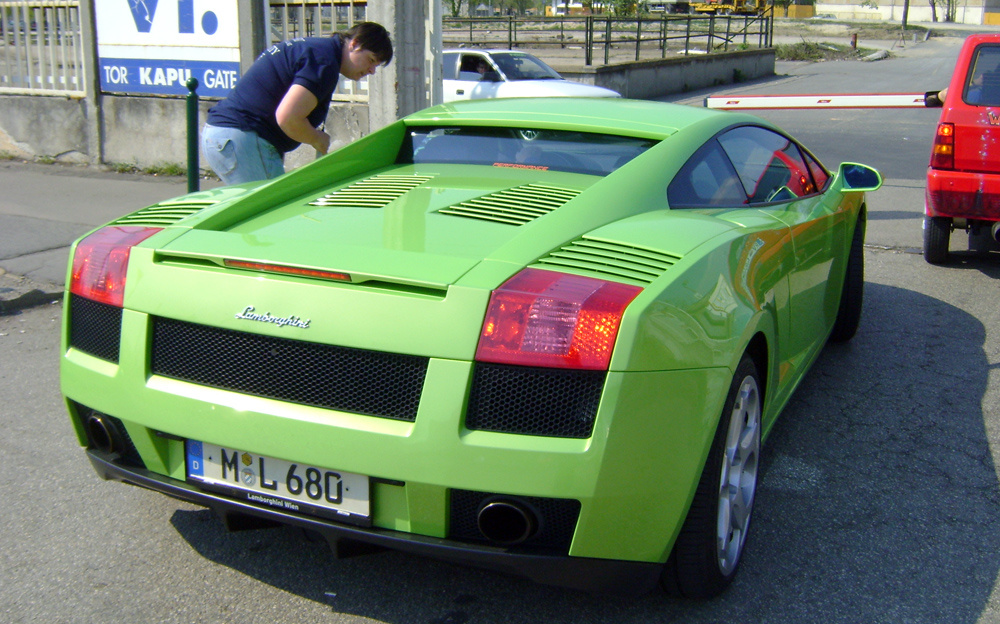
top-left (438, 184), bottom-right (580, 225)
top-left (310, 174), bottom-right (436, 208)
top-left (533, 236), bottom-right (681, 285)
top-left (111, 200), bottom-right (218, 227)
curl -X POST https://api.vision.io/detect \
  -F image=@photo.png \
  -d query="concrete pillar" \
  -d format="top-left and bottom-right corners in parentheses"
top-left (78, 0), bottom-right (103, 164)
top-left (238, 0), bottom-right (269, 70)
top-left (366, 0), bottom-right (442, 132)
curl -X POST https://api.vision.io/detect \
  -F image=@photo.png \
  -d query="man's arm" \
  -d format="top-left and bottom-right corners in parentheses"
top-left (276, 84), bottom-right (331, 153)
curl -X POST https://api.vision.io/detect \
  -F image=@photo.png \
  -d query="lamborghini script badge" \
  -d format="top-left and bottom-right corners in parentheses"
top-left (235, 306), bottom-right (311, 329)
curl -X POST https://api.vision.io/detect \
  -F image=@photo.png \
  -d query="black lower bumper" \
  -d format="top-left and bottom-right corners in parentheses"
top-left (86, 450), bottom-right (662, 595)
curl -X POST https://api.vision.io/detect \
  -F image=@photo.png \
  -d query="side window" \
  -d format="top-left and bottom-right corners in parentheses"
top-left (458, 55), bottom-right (490, 81)
top-left (667, 140), bottom-right (747, 208)
top-left (717, 126), bottom-right (819, 204)
top-left (442, 53), bottom-right (459, 80)
top-left (965, 45), bottom-right (1000, 106)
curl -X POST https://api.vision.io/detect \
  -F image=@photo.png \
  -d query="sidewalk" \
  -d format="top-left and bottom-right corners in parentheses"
top-left (0, 159), bottom-right (220, 313)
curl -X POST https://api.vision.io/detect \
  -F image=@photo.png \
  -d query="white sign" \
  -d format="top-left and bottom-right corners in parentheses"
top-left (96, 0), bottom-right (241, 96)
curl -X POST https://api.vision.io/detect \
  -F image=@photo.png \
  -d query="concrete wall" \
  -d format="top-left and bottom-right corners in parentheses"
top-left (0, 92), bottom-right (368, 171)
top-left (0, 95), bottom-right (90, 163)
top-left (0, 48), bottom-right (774, 170)
top-left (555, 48), bottom-right (776, 100)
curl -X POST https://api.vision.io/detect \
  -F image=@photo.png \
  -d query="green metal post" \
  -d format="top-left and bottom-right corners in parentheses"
top-left (604, 17), bottom-right (610, 65)
top-left (186, 77), bottom-right (200, 193)
top-left (635, 18), bottom-right (641, 61)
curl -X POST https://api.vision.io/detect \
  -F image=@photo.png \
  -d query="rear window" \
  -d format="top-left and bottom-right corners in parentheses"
top-left (400, 127), bottom-right (656, 176)
top-left (964, 44), bottom-right (1000, 106)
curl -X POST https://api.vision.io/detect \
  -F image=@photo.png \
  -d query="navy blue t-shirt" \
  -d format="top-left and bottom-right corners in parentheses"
top-left (207, 36), bottom-right (343, 154)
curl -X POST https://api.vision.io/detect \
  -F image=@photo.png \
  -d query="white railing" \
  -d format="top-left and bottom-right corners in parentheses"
top-left (0, 0), bottom-right (85, 96)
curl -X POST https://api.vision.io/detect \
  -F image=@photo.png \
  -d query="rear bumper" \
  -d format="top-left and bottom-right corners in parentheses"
top-left (86, 449), bottom-right (662, 595)
top-left (926, 168), bottom-right (1000, 220)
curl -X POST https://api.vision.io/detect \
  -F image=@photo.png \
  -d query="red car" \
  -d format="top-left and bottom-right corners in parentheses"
top-left (925, 33), bottom-right (1000, 263)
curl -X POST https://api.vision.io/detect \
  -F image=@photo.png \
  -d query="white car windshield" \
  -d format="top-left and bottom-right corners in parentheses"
top-left (491, 53), bottom-right (562, 81)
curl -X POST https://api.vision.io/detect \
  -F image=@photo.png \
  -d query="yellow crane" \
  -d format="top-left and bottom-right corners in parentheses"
top-left (690, 0), bottom-right (768, 15)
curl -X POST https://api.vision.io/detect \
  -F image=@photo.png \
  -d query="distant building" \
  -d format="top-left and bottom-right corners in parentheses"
top-left (814, 0), bottom-right (1000, 25)
top-left (545, 2), bottom-right (594, 16)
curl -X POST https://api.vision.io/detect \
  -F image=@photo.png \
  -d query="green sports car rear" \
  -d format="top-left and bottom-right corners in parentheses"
top-left (61, 97), bottom-right (881, 598)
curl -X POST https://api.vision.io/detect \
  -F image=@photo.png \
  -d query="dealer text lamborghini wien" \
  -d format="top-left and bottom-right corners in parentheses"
top-left (61, 97), bottom-right (880, 599)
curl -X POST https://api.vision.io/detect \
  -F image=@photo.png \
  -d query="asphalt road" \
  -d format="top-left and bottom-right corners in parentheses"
top-left (3, 32), bottom-right (1000, 624)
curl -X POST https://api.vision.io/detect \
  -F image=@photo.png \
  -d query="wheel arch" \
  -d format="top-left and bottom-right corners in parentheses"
top-left (745, 331), bottom-right (769, 410)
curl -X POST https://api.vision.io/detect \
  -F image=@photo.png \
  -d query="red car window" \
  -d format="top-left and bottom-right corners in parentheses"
top-left (964, 45), bottom-right (1000, 106)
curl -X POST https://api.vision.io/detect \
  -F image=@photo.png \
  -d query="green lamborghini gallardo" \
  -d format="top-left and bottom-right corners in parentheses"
top-left (61, 97), bottom-right (881, 598)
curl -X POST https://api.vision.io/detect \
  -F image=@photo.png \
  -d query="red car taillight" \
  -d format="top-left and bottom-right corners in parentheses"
top-left (476, 268), bottom-right (642, 370)
top-left (70, 226), bottom-right (162, 307)
top-left (930, 122), bottom-right (955, 170)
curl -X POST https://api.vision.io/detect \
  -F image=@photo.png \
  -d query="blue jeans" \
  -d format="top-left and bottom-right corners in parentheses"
top-left (201, 123), bottom-right (284, 185)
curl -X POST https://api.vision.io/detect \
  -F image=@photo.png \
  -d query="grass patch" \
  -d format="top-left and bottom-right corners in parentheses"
top-left (106, 161), bottom-right (187, 176)
top-left (775, 41), bottom-right (876, 61)
top-left (142, 162), bottom-right (186, 177)
top-left (775, 18), bottom-right (929, 42)
top-left (107, 161), bottom-right (140, 174)
top-left (0, 151), bottom-right (17, 161)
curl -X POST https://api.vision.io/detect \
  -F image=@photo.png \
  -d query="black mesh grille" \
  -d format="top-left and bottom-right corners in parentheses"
top-left (449, 489), bottom-right (581, 552)
top-left (151, 318), bottom-right (428, 421)
top-left (69, 294), bottom-right (123, 362)
top-left (466, 363), bottom-right (605, 438)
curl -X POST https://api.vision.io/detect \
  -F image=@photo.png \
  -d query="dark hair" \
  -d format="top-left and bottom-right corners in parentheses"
top-left (339, 22), bottom-right (393, 65)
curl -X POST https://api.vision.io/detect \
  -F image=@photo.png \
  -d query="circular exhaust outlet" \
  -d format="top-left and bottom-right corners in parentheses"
top-left (86, 414), bottom-right (120, 454)
top-left (477, 500), bottom-right (538, 545)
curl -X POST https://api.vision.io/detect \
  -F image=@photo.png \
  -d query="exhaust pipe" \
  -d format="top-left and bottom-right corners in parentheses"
top-left (477, 500), bottom-right (538, 545)
top-left (86, 414), bottom-right (122, 454)
top-left (992, 221), bottom-right (1000, 243)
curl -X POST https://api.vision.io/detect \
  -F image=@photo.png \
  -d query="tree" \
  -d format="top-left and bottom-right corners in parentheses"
top-left (608, 0), bottom-right (639, 16)
top-left (772, 0), bottom-right (793, 17)
top-left (445, 0), bottom-right (466, 18)
top-left (508, 0), bottom-right (537, 14)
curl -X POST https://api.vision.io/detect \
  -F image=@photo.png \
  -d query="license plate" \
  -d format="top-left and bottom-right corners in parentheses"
top-left (186, 440), bottom-right (370, 526)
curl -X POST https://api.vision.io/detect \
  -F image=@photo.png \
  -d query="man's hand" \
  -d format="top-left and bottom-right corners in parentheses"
top-left (924, 89), bottom-right (947, 108)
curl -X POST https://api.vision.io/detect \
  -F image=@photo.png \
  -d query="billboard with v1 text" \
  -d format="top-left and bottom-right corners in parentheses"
top-left (96, 0), bottom-right (241, 97)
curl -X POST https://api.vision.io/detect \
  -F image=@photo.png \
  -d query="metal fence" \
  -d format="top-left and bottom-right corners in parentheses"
top-left (0, 0), bottom-right (85, 96)
top-left (442, 14), bottom-right (773, 66)
top-left (0, 2), bottom-right (769, 99)
top-left (0, 0), bottom-right (369, 99)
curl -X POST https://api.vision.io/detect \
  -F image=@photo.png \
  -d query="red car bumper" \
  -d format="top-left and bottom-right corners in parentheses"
top-left (926, 167), bottom-right (1000, 221)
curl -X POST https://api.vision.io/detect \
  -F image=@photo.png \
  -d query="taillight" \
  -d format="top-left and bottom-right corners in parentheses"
top-left (476, 268), bottom-right (642, 370)
top-left (70, 226), bottom-right (161, 307)
top-left (930, 122), bottom-right (954, 169)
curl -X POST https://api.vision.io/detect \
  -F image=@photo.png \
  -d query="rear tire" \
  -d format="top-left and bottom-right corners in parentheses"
top-left (829, 212), bottom-right (865, 343)
top-left (923, 216), bottom-right (951, 264)
top-left (662, 355), bottom-right (761, 599)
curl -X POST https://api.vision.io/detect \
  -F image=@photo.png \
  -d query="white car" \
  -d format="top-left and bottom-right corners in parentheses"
top-left (442, 49), bottom-right (620, 102)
